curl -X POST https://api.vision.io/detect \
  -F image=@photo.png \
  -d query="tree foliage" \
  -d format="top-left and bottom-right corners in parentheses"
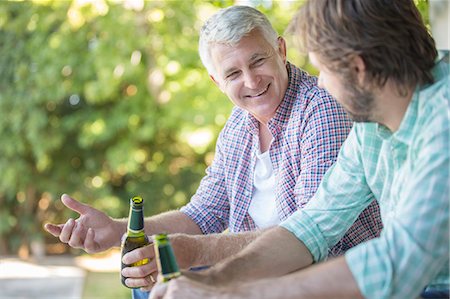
top-left (0, 0), bottom-right (300, 255)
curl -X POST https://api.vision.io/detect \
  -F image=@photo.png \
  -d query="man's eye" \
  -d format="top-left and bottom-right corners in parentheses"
top-left (226, 72), bottom-right (239, 79)
top-left (253, 58), bottom-right (266, 66)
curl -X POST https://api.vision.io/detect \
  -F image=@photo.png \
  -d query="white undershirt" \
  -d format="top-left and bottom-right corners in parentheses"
top-left (248, 150), bottom-right (280, 228)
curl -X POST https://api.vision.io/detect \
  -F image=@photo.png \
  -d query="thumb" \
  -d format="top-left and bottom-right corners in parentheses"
top-left (61, 194), bottom-right (90, 215)
top-left (149, 282), bottom-right (168, 299)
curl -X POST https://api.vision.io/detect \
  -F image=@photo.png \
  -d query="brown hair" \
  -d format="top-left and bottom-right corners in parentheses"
top-left (289, 0), bottom-right (437, 90)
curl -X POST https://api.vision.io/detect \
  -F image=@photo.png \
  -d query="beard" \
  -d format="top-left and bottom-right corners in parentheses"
top-left (342, 78), bottom-right (377, 123)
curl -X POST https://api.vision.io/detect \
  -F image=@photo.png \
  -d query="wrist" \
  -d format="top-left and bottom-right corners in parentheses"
top-left (114, 219), bottom-right (128, 247)
top-left (170, 233), bottom-right (197, 269)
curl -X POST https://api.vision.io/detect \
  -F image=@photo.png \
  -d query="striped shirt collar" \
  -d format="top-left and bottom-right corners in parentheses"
top-left (376, 52), bottom-right (449, 145)
top-left (375, 91), bottom-right (418, 146)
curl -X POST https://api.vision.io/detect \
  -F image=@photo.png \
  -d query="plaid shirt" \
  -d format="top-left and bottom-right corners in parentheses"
top-left (181, 62), bottom-right (382, 255)
top-left (281, 56), bottom-right (449, 298)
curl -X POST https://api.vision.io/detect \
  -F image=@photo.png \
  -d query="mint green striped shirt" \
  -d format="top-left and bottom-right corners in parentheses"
top-left (281, 54), bottom-right (449, 299)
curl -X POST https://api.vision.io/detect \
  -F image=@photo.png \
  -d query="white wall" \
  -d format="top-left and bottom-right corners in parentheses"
top-left (429, 0), bottom-right (450, 50)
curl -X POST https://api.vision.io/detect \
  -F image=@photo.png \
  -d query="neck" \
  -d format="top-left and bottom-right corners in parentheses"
top-left (375, 80), bottom-right (415, 132)
top-left (259, 124), bottom-right (273, 153)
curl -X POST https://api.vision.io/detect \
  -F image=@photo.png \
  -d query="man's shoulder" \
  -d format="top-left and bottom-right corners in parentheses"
top-left (225, 106), bottom-right (247, 127)
top-left (288, 63), bottom-right (321, 96)
top-left (421, 56), bottom-right (450, 122)
top-left (416, 71), bottom-right (449, 133)
top-left (288, 63), bottom-right (341, 111)
top-left (218, 106), bottom-right (251, 141)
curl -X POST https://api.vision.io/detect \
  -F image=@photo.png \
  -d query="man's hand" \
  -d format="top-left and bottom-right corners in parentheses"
top-left (150, 276), bottom-right (222, 299)
top-left (121, 234), bottom-right (204, 291)
top-left (44, 194), bottom-right (123, 253)
top-left (121, 244), bottom-right (158, 291)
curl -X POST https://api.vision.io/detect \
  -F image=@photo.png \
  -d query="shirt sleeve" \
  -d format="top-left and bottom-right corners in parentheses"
top-left (346, 116), bottom-right (449, 299)
top-left (180, 130), bottom-right (230, 234)
top-left (281, 125), bottom-right (375, 262)
top-left (294, 90), bottom-right (353, 209)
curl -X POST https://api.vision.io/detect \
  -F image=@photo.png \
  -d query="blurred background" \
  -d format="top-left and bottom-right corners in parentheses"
top-left (0, 0), bottom-right (439, 298)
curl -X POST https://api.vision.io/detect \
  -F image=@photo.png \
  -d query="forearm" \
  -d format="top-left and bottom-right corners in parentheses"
top-left (208, 226), bottom-right (313, 285)
top-left (115, 211), bottom-right (202, 246)
top-left (144, 210), bottom-right (203, 235)
top-left (172, 229), bottom-right (266, 268)
top-left (224, 256), bottom-right (362, 299)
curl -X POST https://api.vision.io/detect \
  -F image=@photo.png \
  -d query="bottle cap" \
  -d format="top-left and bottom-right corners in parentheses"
top-left (131, 196), bottom-right (144, 207)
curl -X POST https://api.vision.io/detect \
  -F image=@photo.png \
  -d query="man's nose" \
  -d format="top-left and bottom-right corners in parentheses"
top-left (243, 71), bottom-right (260, 89)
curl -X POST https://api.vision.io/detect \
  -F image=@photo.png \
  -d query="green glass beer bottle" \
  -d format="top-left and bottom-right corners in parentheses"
top-left (154, 233), bottom-right (181, 282)
top-left (120, 196), bottom-right (150, 288)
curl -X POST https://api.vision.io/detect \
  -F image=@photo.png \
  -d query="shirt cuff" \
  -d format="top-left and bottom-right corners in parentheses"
top-left (280, 210), bottom-right (329, 262)
top-left (180, 204), bottom-right (224, 234)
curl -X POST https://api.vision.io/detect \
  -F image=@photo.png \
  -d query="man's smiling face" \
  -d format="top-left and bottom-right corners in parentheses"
top-left (210, 29), bottom-right (288, 124)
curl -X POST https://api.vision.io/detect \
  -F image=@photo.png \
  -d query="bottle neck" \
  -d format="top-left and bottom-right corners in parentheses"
top-left (127, 205), bottom-right (145, 237)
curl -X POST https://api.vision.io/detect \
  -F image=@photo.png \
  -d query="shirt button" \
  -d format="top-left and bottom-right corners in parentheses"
top-left (244, 191), bottom-right (251, 196)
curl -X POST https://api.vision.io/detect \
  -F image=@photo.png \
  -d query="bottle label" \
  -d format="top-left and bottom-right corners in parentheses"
top-left (154, 233), bottom-right (181, 282)
top-left (128, 207), bottom-right (144, 231)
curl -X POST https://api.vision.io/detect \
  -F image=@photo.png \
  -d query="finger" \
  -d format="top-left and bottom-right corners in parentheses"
top-left (43, 223), bottom-right (64, 237)
top-left (139, 272), bottom-right (158, 291)
top-left (121, 258), bottom-right (157, 279)
top-left (84, 228), bottom-right (97, 253)
top-left (61, 194), bottom-right (90, 216)
top-left (149, 282), bottom-right (168, 299)
top-left (68, 221), bottom-right (87, 249)
top-left (124, 273), bottom-right (156, 289)
top-left (122, 243), bottom-right (154, 264)
top-left (59, 218), bottom-right (76, 243)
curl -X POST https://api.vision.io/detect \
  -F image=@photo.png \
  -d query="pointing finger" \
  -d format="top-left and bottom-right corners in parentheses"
top-left (61, 194), bottom-right (90, 216)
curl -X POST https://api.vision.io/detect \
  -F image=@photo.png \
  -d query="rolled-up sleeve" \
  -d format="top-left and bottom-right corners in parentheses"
top-left (281, 126), bottom-right (374, 262)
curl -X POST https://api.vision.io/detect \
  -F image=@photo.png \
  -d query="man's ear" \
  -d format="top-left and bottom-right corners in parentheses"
top-left (351, 55), bottom-right (366, 86)
top-left (277, 37), bottom-right (287, 64)
top-left (210, 75), bottom-right (224, 93)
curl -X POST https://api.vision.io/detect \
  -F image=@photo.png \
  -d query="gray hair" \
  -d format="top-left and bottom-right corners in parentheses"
top-left (199, 5), bottom-right (279, 76)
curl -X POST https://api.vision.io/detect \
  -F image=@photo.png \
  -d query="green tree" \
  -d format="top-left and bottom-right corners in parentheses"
top-left (0, 0), bottom-right (299, 256)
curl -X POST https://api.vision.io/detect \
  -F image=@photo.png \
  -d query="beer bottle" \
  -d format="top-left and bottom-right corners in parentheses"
top-left (154, 233), bottom-right (181, 282)
top-left (121, 196), bottom-right (150, 288)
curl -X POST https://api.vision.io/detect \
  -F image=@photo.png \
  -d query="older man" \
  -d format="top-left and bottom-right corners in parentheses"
top-left (45, 5), bottom-right (382, 299)
top-left (152, 1), bottom-right (449, 299)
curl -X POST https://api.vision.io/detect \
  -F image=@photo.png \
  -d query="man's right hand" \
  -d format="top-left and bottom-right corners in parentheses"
top-left (121, 234), bottom-right (196, 291)
top-left (121, 244), bottom-right (158, 290)
top-left (44, 194), bottom-right (124, 253)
